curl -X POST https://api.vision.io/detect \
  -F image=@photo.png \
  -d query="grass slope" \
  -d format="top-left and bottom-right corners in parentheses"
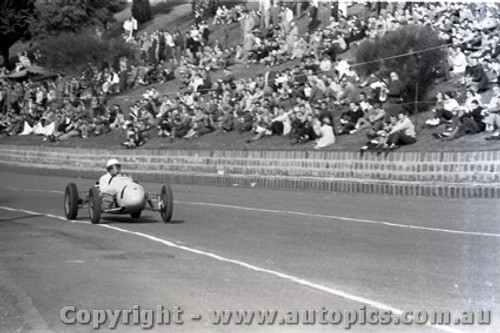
top-left (2, 2), bottom-right (500, 153)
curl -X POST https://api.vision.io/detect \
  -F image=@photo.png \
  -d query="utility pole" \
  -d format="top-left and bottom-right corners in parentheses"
top-left (414, 53), bottom-right (420, 134)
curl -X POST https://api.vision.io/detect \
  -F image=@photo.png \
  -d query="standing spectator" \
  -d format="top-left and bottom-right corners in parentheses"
top-left (260, 0), bottom-right (272, 30)
top-left (123, 16), bottom-right (138, 42)
top-left (318, 1), bottom-right (332, 29)
top-left (308, 0), bottom-right (319, 32)
top-left (281, 5), bottom-right (294, 33)
top-left (270, 0), bottom-right (281, 27)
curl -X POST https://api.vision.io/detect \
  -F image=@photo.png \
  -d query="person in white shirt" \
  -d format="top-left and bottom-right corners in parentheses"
top-left (259, 0), bottom-right (271, 29)
top-left (314, 116), bottom-right (335, 149)
top-left (281, 5), bottom-right (294, 33)
top-left (483, 85), bottom-right (500, 133)
top-left (123, 16), bottom-right (138, 42)
top-left (386, 112), bottom-right (416, 150)
top-left (450, 46), bottom-right (467, 77)
top-left (319, 56), bottom-right (332, 73)
top-left (426, 91), bottom-right (460, 126)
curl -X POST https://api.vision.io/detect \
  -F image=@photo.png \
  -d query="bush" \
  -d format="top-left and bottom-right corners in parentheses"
top-left (355, 24), bottom-right (445, 109)
top-left (38, 32), bottom-right (136, 72)
top-left (132, 0), bottom-right (152, 24)
top-left (151, 1), bottom-right (178, 16)
top-left (108, 0), bottom-right (128, 13)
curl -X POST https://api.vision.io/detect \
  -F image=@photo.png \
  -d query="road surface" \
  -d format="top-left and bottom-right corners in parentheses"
top-left (0, 170), bottom-right (498, 333)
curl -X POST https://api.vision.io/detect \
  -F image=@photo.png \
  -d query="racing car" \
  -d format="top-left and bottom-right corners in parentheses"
top-left (63, 176), bottom-right (174, 224)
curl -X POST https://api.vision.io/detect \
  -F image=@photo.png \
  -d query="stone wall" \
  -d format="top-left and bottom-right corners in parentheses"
top-left (1, 145), bottom-right (499, 198)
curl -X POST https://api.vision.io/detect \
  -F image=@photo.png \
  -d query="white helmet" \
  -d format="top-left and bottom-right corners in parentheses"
top-left (106, 158), bottom-right (121, 170)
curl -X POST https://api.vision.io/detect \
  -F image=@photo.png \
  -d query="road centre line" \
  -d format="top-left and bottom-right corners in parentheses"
top-left (0, 205), bottom-right (90, 224)
top-left (0, 205), bottom-right (463, 333)
top-left (177, 201), bottom-right (500, 238)
top-left (3, 186), bottom-right (500, 238)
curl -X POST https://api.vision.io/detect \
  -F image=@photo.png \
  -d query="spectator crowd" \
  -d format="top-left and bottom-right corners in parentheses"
top-left (1, 0), bottom-right (500, 151)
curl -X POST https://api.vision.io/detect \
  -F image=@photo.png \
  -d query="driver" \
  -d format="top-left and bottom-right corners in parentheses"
top-left (98, 159), bottom-right (124, 208)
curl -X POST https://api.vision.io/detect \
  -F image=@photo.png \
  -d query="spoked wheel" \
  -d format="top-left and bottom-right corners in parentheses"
top-left (130, 211), bottom-right (142, 219)
top-left (159, 184), bottom-right (174, 223)
top-left (88, 187), bottom-right (101, 224)
top-left (64, 183), bottom-right (79, 220)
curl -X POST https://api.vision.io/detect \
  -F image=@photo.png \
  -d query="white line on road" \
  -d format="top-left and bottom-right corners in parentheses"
top-left (176, 201), bottom-right (500, 238)
top-left (0, 205), bottom-right (90, 224)
top-left (4, 186), bottom-right (64, 194)
top-left (0, 205), bottom-right (464, 333)
top-left (3, 186), bottom-right (500, 238)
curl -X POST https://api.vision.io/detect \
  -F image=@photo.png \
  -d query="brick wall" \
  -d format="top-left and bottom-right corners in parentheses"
top-left (1, 145), bottom-right (499, 198)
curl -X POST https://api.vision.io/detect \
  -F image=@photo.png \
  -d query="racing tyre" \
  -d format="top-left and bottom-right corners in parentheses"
top-left (160, 184), bottom-right (174, 223)
top-left (64, 183), bottom-right (79, 220)
top-left (130, 211), bottom-right (141, 219)
top-left (88, 187), bottom-right (101, 224)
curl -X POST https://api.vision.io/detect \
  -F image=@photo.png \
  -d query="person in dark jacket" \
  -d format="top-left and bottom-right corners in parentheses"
top-left (467, 57), bottom-right (490, 93)
top-left (444, 99), bottom-right (486, 140)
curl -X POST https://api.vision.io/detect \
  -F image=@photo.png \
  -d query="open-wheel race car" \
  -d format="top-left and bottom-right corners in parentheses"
top-left (63, 175), bottom-right (174, 224)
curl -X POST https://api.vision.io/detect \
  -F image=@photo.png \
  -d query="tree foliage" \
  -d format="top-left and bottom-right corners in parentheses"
top-left (132, 0), bottom-right (152, 24)
top-left (0, 0), bottom-right (36, 67)
top-left (355, 24), bottom-right (445, 105)
top-left (38, 31), bottom-right (136, 73)
top-left (32, 0), bottom-right (122, 38)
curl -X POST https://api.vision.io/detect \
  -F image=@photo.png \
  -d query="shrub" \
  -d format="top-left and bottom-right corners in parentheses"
top-left (355, 24), bottom-right (445, 109)
top-left (38, 32), bottom-right (136, 72)
top-left (151, 1), bottom-right (178, 16)
top-left (132, 0), bottom-right (152, 24)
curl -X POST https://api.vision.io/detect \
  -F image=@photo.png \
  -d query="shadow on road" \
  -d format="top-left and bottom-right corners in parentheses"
top-left (0, 215), bottom-right (41, 223)
top-left (99, 216), bottom-right (185, 225)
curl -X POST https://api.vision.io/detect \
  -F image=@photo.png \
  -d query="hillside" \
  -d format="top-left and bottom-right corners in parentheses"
top-left (2, 1), bottom-right (500, 153)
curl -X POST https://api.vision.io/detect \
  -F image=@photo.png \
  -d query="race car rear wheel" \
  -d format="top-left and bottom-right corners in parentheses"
top-left (130, 211), bottom-right (141, 219)
top-left (160, 184), bottom-right (174, 223)
top-left (88, 187), bottom-right (101, 224)
top-left (64, 183), bottom-right (79, 220)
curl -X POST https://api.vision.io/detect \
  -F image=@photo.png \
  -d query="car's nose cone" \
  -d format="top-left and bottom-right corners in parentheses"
top-left (121, 185), bottom-right (146, 211)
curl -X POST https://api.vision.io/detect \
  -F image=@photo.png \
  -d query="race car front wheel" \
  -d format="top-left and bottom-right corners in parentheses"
top-left (64, 183), bottom-right (79, 220)
top-left (160, 184), bottom-right (174, 223)
top-left (88, 187), bottom-right (101, 224)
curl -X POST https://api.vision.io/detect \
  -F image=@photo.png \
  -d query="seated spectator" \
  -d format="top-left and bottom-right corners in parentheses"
top-left (449, 46), bottom-right (468, 77)
top-left (353, 101), bottom-right (386, 133)
top-left (384, 111), bottom-right (416, 150)
top-left (338, 102), bottom-right (364, 135)
top-left (184, 108), bottom-right (215, 139)
top-left (314, 116), bottom-right (335, 149)
top-left (385, 71), bottom-right (405, 104)
top-left (434, 99), bottom-right (485, 139)
top-left (425, 91), bottom-right (460, 126)
top-left (234, 108), bottom-right (254, 133)
top-left (466, 57), bottom-right (490, 93)
top-left (294, 114), bottom-right (319, 144)
top-left (121, 120), bottom-right (148, 148)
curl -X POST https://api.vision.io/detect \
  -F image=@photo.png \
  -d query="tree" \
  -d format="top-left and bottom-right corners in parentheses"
top-left (38, 31), bottom-right (135, 73)
top-left (355, 24), bottom-right (445, 109)
top-left (32, 0), bottom-right (121, 38)
top-left (0, 0), bottom-right (36, 68)
top-left (132, 0), bottom-right (152, 24)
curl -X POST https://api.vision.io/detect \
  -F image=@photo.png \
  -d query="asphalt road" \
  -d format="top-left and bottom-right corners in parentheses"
top-left (0, 170), bottom-right (499, 333)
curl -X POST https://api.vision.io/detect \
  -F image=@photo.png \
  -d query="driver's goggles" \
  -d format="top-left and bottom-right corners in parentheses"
top-left (107, 164), bottom-right (121, 172)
